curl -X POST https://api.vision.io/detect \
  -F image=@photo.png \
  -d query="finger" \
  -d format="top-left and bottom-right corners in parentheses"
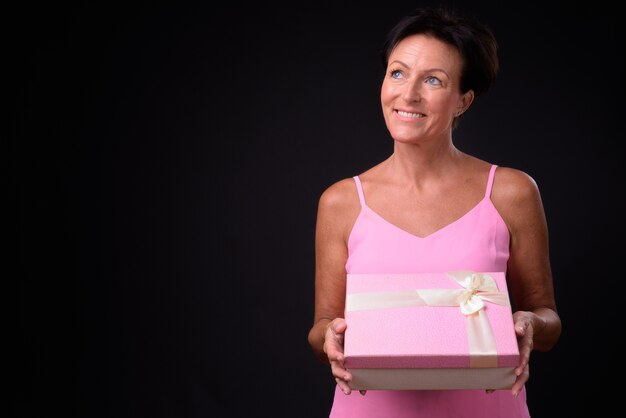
top-left (333, 319), bottom-right (348, 333)
top-left (513, 316), bottom-right (533, 371)
top-left (330, 359), bottom-right (352, 381)
top-left (325, 341), bottom-right (344, 363)
top-left (511, 363), bottom-right (529, 397)
top-left (324, 321), bottom-right (346, 359)
top-left (335, 377), bottom-right (352, 395)
top-left (515, 327), bottom-right (533, 376)
top-left (325, 340), bottom-right (345, 363)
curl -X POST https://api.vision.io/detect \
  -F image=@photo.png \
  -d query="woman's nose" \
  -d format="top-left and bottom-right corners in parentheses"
top-left (401, 79), bottom-right (422, 102)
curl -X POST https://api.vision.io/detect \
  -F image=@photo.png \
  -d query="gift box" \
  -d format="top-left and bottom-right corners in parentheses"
top-left (343, 271), bottom-right (519, 390)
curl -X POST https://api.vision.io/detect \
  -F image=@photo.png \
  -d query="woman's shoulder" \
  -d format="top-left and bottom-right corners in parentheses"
top-left (317, 177), bottom-right (363, 236)
top-left (491, 165), bottom-right (543, 215)
top-left (318, 177), bottom-right (359, 210)
top-left (493, 166), bottom-right (540, 197)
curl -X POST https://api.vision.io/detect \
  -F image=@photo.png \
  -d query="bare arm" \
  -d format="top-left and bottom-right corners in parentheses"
top-left (308, 178), bottom-right (360, 358)
top-left (307, 179), bottom-right (361, 394)
top-left (492, 167), bottom-right (562, 395)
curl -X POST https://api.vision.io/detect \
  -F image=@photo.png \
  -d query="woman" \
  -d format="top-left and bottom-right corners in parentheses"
top-left (307, 6), bottom-right (561, 417)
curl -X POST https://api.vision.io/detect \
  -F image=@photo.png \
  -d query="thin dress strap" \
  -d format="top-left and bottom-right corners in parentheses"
top-left (353, 176), bottom-right (367, 208)
top-left (484, 164), bottom-right (498, 198)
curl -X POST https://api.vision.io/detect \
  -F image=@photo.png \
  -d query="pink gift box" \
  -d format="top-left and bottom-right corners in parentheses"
top-left (343, 271), bottom-right (519, 390)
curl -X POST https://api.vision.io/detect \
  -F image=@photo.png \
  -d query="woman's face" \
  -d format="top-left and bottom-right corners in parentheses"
top-left (381, 34), bottom-right (473, 144)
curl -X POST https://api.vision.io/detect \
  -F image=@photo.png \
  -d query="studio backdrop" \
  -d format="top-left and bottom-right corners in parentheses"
top-left (11, 1), bottom-right (623, 417)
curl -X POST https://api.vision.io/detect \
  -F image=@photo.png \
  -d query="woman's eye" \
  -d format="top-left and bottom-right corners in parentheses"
top-left (426, 76), bottom-right (442, 85)
top-left (390, 70), bottom-right (403, 79)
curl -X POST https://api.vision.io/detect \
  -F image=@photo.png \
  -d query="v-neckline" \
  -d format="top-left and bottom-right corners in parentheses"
top-left (362, 197), bottom-right (486, 240)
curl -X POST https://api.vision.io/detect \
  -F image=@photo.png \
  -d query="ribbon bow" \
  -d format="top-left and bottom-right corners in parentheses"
top-left (447, 271), bottom-right (511, 315)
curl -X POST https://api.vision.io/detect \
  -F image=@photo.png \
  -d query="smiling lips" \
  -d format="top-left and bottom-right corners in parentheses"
top-left (396, 110), bottom-right (426, 119)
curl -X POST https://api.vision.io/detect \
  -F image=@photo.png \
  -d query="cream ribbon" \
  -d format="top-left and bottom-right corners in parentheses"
top-left (345, 271), bottom-right (511, 368)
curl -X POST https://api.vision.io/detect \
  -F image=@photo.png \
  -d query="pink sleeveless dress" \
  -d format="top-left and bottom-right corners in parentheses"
top-left (329, 165), bottom-right (531, 418)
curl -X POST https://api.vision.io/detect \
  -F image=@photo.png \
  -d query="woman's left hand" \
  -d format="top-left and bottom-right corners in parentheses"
top-left (511, 310), bottom-right (539, 397)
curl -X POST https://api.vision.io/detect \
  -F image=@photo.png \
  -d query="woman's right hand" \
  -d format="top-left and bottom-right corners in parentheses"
top-left (323, 318), bottom-right (357, 395)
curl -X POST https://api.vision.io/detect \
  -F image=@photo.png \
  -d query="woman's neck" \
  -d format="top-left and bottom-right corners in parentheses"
top-left (385, 139), bottom-right (465, 185)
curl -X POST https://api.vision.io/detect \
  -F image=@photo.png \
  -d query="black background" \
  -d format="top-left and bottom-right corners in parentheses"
top-left (9, 1), bottom-right (624, 417)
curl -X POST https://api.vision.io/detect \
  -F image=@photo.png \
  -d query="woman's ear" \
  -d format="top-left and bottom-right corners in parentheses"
top-left (457, 89), bottom-right (475, 116)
